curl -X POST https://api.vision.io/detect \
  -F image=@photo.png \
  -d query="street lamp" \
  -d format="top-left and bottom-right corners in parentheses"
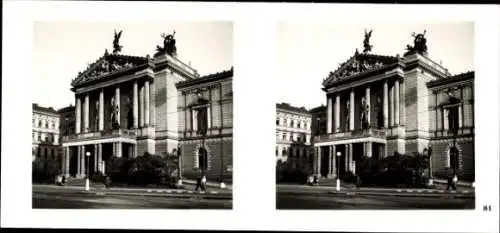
top-left (336, 151), bottom-right (341, 191)
top-left (85, 151), bottom-right (90, 191)
top-left (428, 146), bottom-right (433, 185)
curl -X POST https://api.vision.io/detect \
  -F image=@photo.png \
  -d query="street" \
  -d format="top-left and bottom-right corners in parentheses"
top-left (33, 185), bottom-right (232, 209)
top-left (276, 185), bottom-right (475, 210)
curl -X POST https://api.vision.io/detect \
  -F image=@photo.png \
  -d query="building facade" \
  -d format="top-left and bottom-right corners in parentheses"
top-left (60, 32), bottom-right (233, 181)
top-left (176, 68), bottom-right (233, 182)
top-left (32, 103), bottom-right (61, 174)
top-left (58, 104), bottom-right (76, 138)
top-left (313, 40), bottom-right (475, 181)
top-left (276, 103), bottom-right (313, 175)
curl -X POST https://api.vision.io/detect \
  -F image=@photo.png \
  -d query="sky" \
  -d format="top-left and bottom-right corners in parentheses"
top-left (33, 21), bottom-right (233, 110)
top-left (276, 22), bottom-right (474, 110)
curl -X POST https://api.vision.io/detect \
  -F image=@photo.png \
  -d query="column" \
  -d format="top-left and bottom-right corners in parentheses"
top-left (133, 80), bottom-right (139, 128)
top-left (144, 80), bottom-right (150, 126)
top-left (312, 147), bottom-right (318, 175)
top-left (75, 97), bottom-right (81, 134)
top-left (80, 146), bottom-right (86, 177)
top-left (458, 105), bottom-right (463, 128)
top-left (316, 146), bottom-right (322, 177)
top-left (335, 94), bottom-right (340, 132)
top-left (345, 145), bottom-right (349, 172)
top-left (113, 142), bottom-right (122, 158)
top-left (99, 89), bottom-right (104, 131)
top-left (394, 79), bottom-right (400, 126)
top-left (64, 147), bottom-right (70, 176)
top-left (192, 108), bottom-right (198, 132)
top-left (84, 94), bottom-right (89, 133)
top-left (365, 142), bottom-right (372, 158)
top-left (150, 82), bottom-right (156, 126)
top-left (115, 85), bottom-right (121, 126)
top-left (349, 90), bottom-right (355, 131)
top-left (139, 84), bottom-right (144, 127)
top-left (389, 82), bottom-right (394, 127)
top-left (443, 108), bottom-right (449, 131)
top-left (332, 145), bottom-right (337, 178)
top-left (207, 105), bottom-right (212, 129)
top-left (400, 80), bottom-right (405, 125)
top-left (94, 145), bottom-right (98, 172)
top-left (77, 146), bottom-right (81, 177)
top-left (327, 96), bottom-right (333, 134)
top-left (97, 144), bottom-right (102, 173)
top-left (348, 144), bottom-right (353, 173)
top-left (328, 146), bottom-right (334, 177)
top-left (383, 80), bottom-right (389, 128)
top-left (365, 87), bottom-right (371, 126)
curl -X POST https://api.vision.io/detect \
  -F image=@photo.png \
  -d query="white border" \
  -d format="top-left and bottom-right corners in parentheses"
top-left (2, 2), bottom-right (499, 232)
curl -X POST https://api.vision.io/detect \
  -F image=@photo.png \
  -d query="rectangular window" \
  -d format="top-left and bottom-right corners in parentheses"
top-left (276, 118), bottom-right (279, 126)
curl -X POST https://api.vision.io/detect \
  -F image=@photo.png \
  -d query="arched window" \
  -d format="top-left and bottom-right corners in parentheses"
top-left (198, 147), bottom-right (208, 171)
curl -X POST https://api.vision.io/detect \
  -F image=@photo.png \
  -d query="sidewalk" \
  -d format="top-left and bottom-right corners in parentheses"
top-left (181, 179), bottom-right (233, 190)
top-left (276, 183), bottom-right (475, 197)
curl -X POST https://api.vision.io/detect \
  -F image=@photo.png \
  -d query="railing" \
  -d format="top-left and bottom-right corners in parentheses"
top-left (62, 128), bottom-right (137, 141)
top-left (314, 128), bottom-right (386, 142)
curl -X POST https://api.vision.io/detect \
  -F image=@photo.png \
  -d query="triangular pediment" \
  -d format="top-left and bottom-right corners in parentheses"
top-left (323, 52), bottom-right (399, 86)
top-left (71, 53), bottom-right (150, 87)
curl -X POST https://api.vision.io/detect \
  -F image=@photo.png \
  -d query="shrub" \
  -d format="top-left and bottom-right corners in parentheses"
top-left (90, 171), bottom-right (106, 184)
top-left (357, 152), bottom-right (429, 188)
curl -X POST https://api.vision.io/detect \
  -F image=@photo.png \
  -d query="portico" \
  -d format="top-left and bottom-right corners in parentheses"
top-left (61, 53), bottom-right (156, 177)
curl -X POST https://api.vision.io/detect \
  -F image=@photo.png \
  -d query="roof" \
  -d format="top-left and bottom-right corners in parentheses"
top-left (71, 52), bottom-right (150, 88)
top-left (276, 102), bottom-right (310, 114)
top-left (58, 105), bottom-right (75, 114)
top-left (33, 103), bottom-right (58, 114)
top-left (309, 105), bottom-right (326, 114)
top-left (322, 51), bottom-right (400, 87)
top-left (426, 71), bottom-right (474, 88)
top-left (176, 67), bottom-right (233, 89)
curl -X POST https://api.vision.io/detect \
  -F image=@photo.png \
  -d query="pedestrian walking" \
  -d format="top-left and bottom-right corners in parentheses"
top-left (446, 175), bottom-right (457, 191)
top-left (195, 172), bottom-right (206, 192)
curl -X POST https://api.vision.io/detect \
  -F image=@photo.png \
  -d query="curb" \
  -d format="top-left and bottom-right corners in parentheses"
top-left (85, 191), bottom-right (233, 200)
top-left (277, 190), bottom-right (475, 198)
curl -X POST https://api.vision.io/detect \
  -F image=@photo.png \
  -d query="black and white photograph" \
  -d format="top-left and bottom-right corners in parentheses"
top-left (275, 22), bottom-right (476, 209)
top-left (2, 2), bottom-right (499, 232)
top-left (31, 21), bottom-right (233, 209)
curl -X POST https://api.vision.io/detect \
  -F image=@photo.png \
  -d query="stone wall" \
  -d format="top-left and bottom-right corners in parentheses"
top-left (180, 137), bottom-right (233, 182)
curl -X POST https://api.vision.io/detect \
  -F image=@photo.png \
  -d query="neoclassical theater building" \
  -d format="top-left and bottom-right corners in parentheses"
top-left (60, 31), bottom-right (233, 181)
top-left (312, 32), bottom-right (475, 181)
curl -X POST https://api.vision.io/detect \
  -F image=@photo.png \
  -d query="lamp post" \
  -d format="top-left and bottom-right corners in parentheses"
top-left (336, 151), bottom-right (341, 191)
top-left (85, 151), bottom-right (90, 191)
top-left (428, 146), bottom-right (433, 185)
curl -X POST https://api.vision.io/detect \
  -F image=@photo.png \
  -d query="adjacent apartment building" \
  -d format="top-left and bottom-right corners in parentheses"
top-left (32, 103), bottom-right (61, 175)
top-left (276, 103), bottom-right (313, 176)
